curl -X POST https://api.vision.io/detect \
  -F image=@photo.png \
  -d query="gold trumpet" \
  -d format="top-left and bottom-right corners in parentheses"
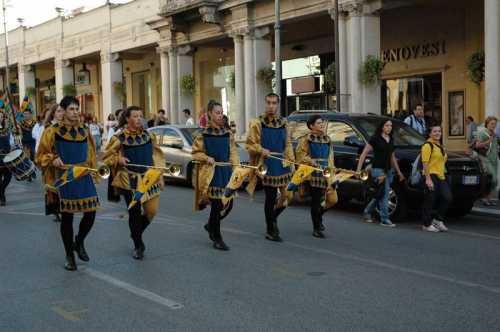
top-left (125, 163), bottom-right (182, 177)
top-left (332, 168), bottom-right (369, 181)
top-left (193, 161), bottom-right (268, 176)
top-left (266, 154), bottom-right (333, 178)
top-left (63, 164), bottom-right (111, 179)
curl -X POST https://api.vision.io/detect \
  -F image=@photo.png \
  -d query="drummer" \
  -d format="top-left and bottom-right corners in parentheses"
top-left (20, 108), bottom-right (37, 180)
top-left (0, 110), bottom-right (14, 206)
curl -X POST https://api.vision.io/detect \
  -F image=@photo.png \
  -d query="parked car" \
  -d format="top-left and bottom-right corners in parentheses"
top-left (148, 125), bottom-right (249, 186)
top-left (287, 110), bottom-right (490, 218)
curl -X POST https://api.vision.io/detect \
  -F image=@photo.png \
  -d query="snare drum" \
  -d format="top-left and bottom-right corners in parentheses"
top-left (2, 149), bottom-right (35, 181)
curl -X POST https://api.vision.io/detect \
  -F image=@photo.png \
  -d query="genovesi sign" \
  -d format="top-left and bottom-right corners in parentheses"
top-left (381, 41), bottom-right (446, 63)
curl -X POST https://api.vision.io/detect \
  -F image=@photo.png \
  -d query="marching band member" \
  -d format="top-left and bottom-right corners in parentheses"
top-left (103, 106), bottom-right (165, 260)
top-left (20, 107), bottom-right (36, 161)
top-left (246, 93), bottom-right (294, 242)
top-left (36, 96), bottom-right (100, 271)
top-left (192, 101), bottom-right (239, 251)
top-left (295, 115), bottom-right (334, 238)
top-left (0, 109), bottom-right (14, 206)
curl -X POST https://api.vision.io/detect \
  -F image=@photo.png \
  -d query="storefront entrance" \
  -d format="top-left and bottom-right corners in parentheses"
top-left (382, 73), bottom-right (442, 125)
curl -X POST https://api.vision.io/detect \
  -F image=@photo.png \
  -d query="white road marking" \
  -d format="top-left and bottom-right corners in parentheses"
top-left (83, 268), bottom-right (183, 310)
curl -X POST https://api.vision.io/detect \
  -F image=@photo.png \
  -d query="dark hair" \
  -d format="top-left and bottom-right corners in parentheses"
top-left (183, 109), bottom-right (191, 116)
top-left (114, 109), bottom-right (122, 117)
top-left (118, 106), bottom-right (142, 128)
top-left (265, 93), bottom-right (280, 102)
top-left (374, 119), bottom-right (393, 138)
top-left (158, 109), bottom-right (165, 115)
top-left (208, 101), bottom-right (222, 112)
top-left (467, 116), bottom-right (474, 122)
top-left (107, 114), bottom-right (116, 121)
top-left (23, 108), bottom-right (33, 113)
top-left (59, 96), bottom-right (80, 110)
top-left (306, 115), bottom-right (322, 130)
top-left (415, 103), bottom-right (423, 109)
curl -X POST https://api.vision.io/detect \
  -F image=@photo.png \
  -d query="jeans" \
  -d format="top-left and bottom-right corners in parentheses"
top-left (422, 175), bottom-right (452, 226)
top-left (364, 168), bottom-right (394, 223)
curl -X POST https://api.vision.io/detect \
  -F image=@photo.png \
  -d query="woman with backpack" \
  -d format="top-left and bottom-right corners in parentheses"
top-left (356, 119), bottom-right (405, 227)
top-left (475, 116), bottom-right (499, 206)
top-left (421, 124), bottom-right (452, 232)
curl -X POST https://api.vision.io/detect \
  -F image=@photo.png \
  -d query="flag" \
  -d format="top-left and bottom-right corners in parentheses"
top-left (20, 96), bottom-right (34, 118)
top-left (278, 165), bottom-right (315, 207)
top-left (128, 169), bottom-right (162, 209)
top-left (221, 166), bottom-right (253, 208)
top-left (54, 166), bottom-right (90, 188)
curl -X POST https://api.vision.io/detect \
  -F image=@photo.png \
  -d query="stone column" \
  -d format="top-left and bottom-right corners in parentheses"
top-left (177, 45), bottom-right (194, 123)
top-left (158, 47), bottom-right (170, 117)
top-left (345, 5), bottom-right (363, 113)
top-left (244, 33), bottom-right (256, 131)
top-left (337, 11), bottom-right (349, 113)
top-left (485, 0), bottom-right (500, 118)
top-left (168, 47), bottom-right (179, 124)
top-left (253, 27), bottom-right (272, 117)
top-left (360, 12), bottom-right (381, 114)
top-left (100, 52), bottom-right (123, 123)
top-left (55, 58), bottom-right (74, 103)
top-left (18, 65), bottom-right (37, 113)
top-left (233, 34), bottom-right (246, 136)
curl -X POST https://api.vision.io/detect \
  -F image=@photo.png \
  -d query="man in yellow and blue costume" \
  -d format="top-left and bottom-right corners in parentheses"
top-left (103, 106), bottom-right (165, 260)
top-left (36, 96), bottom-right (99, 271)
top-left (192, 101), bottom-right (239, 251)
top-left (246, 93), bottom-right (294, 242)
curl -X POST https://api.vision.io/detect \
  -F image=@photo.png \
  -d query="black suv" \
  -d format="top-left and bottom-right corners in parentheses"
top-left (287, 111), bottom-right (489, 218)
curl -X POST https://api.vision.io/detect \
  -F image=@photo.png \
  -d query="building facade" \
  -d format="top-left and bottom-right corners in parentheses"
top-left (0, 0), bottom-right (497, 149)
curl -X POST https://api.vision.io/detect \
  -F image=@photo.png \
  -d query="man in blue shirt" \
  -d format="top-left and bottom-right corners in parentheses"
top-left (404, 104), bottom-right (427, 136)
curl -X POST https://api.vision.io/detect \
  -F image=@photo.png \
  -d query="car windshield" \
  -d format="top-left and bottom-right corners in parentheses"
top-left (354, 117), bottom-right (426, 147)
top-left (180, 128), bottom-right (200, 145)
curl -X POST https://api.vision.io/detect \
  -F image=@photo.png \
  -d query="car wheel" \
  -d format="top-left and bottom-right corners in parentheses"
top-left (447, 202), bottom-right (474, 218)
top-left (375, 188), bottom-right (407, 221)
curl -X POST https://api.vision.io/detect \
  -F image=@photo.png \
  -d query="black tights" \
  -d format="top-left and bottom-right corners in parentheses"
top-left (310, 187), bottom-right (326, 230)
top-left (263, 186), bottom-right (286, 232)
top-left (60, 211), bottom-right (96, 256)
top-left (123, 191), bottom-right (150, 249)
top-left (0, 168), bottom-right (11, 198)
top-left (207, 199), bottom-right (233, 241)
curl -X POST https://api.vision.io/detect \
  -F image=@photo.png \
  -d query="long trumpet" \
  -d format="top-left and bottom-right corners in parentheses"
top-left (62, 164), bottom-right (111, 179)
top-left (193, 160), bottom-right (268, 176)
top-left (125, 163), bottom-right (182, 177)
top-left (332, 168), bottom-right (369, 181)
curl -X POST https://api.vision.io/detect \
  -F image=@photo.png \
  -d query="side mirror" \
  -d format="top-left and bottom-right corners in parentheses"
top-left (344, 135), bottom-right (365, 148)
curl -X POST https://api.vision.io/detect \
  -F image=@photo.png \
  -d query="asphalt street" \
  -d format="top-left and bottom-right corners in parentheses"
top-left (1, 178), bottom-right (499, 332)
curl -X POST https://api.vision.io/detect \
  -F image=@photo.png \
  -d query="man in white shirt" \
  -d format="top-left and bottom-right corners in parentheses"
top-left (404, 104), bottom-right (427, 136)
top-left (183, 109), bottom-right (195, 126)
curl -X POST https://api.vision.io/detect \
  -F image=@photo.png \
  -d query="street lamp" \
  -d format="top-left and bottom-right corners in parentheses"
top-left (334, 0), bottom-right (341, 112)
top-left (274, 0), bottom-right (281, 98)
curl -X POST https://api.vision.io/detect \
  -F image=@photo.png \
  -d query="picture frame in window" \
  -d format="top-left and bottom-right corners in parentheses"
top-left (448, 90), bottom-right (465, 137)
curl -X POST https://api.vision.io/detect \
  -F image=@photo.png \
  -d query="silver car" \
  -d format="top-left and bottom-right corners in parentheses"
top-left (148, 125), bottom-right (249, 186)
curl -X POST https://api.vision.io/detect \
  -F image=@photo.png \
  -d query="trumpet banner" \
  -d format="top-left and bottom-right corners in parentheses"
top-left (53, 166), bottom-right (89, 188)
top-left (321, 171), bottom-right (356, 209)
top-left (128, 169), bottom-right (162, 209)
top-left (221, 166), bottom-right (253, 208)
top-left (280, 165), bottom-right (316, 207)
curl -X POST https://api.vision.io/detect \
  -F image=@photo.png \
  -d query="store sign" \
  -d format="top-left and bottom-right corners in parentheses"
top-left (381, 41), bottom-right (446, 63)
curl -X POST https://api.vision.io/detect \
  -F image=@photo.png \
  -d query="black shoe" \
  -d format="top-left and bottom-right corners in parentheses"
top-left (204, 224), bottom-right (215, 241)
top-left (213, 240), bottom-right (229, 251)
top-left (64, 254), bottom-right (77, 271)
top-left (313, 230), bottom-right (325, 238)
top-left (132, 248), bottom-right (144, 260)
top-left (319, 223), bottom-right (325, 231)
top-left (53, 214), bottom-right (61, 223)
top-left (0, 195), bottom-right (5, 206)
top-left (73, 237), bottom-right (89, 262)
top-left (265, 233), bottom-right (283, 242)
top-left (272, 222), bottom-right (280, 236)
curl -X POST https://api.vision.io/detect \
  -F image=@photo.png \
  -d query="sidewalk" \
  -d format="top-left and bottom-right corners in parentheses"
top-left (471, 189), bottom-right (500, 217)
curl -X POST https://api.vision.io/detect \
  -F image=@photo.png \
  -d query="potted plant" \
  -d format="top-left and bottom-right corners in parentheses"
top-left (359, 55), bottom-right (385, 86)
top-left (180, 74), bottom-right (196, 96)
top-left (63, 84), bottom-right (77, 96)
top-left (323, 63), bottom-right (336, 94)
top-left (25, 86), bottom-right (36, 98)
top-left (113, 81), bottom-right (126, 101)
top-left (466, 50), bottom-right (485, 85)
top-left (257, 66), bottom-right (275, 91)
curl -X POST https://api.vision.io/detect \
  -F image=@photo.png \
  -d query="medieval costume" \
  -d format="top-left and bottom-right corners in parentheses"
top-left (192, 122), bottom-right (239, 250)
top-left (103, 127), bottom-right (165, 260)
top-left (36, 120), bottom-right (99, 271)
top-left (246, 113), bottom-right (294, 242)
top-left (0, 113), bottom-right (13, 206)
top-left (20, 117), bottom-right (36, 161)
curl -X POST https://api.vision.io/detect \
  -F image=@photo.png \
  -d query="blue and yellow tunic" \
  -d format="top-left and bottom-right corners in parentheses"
top-left (246, 113), bottom-right (294, 187)
top-left (0, 124), bottom-right (11, 171)
top-left (295, 132), bottom-right (334, 189)
top-left (20, 119), bottom-right (36, 145)
top-left (103, 128), bottom-right (165, 201)
top-left (192, 124), bottom-right (239, 203)
top-left (35, 121), bottom-right (99, 213)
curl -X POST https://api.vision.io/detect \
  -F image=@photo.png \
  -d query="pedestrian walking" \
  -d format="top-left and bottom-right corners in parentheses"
top-left (404, 104), bottom-right (427, 136)
top-left (89, 116), bottom-right (103, 152)
top-left (475, 116), bottom-right (499, 206)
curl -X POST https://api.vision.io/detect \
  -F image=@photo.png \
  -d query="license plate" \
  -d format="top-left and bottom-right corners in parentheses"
top-left (462, 176), bottom-right (479, 185)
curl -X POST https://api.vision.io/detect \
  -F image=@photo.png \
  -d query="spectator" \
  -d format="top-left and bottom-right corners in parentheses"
top-left (89, 116), bottom-right (103, 152)
top-left (466, 116), bottom-right (478, 146)
top-left (421, 124), bottom-right (452, 232)
top-left (198, 107), bottom-right (207, 128)
top-left (356, 119), bottom-right (405, 227)
top-left (475, 116), bottom-right (499, 206)
top-left (106, 112), bottom-right (119, 142)
top-left (183, 109), bottom-right (195, 126)
top-left (32, 109), bottom-right (47, 152)
top-left (156, 109), bottom-right (168, 126)
top-left (404, 104), bottom-right (427, 136)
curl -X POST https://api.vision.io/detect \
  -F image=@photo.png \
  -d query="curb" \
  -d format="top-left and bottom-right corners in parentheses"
top-left (471, 207), bottom-right (500, 217)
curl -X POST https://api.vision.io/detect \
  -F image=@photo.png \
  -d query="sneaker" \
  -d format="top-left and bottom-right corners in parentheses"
top-left (380, 220), bottom-right (396, 227)
top-left (422, 224), bottom-right (440, 232)
top-left (363, 214), bottom-right (374, 223)
top-left (432, 220), bottom-right (448, 232)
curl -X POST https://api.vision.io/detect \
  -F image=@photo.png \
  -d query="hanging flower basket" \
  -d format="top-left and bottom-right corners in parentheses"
top-left (466, 50), bottom-right (485, 85)
top-left (25, 86), bottom-right (36, 98)
top-left (359, 55), bottom-right (385, 86)
top-left (63, 84), bottom-right (77, 96)
top-left (113, 81), bottom-right (126, 101)
top-left (257, 66), bottom-right (275, 91)
top-left (180, 74), bottom-right (196, 96)
top-left (323, 63), bottom-right (336, 94)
